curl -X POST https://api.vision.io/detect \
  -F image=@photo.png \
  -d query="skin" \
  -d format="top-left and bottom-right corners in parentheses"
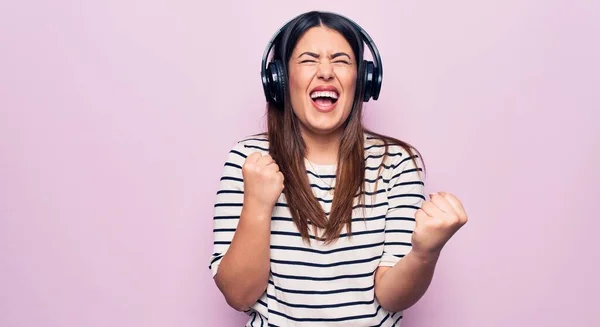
top-left (215, 24), bottom-right (469, 313)
top-left (287, 25), bottom-right (357, 165)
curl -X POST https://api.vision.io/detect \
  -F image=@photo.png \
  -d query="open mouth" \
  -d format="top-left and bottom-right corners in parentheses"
top-left (310, 89), bottom-right (339, 112)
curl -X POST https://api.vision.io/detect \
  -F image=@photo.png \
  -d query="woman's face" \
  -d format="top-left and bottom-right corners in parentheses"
top-left (287, 26), bottom-right (357, 138)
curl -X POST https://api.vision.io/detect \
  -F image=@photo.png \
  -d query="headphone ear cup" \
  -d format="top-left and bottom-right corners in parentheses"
top-left (273, 60), bottom-right (285, 107)
top-left (265, 60), bottom-right (285, 108)
top-left (362, 60), bottom-right (375, 102)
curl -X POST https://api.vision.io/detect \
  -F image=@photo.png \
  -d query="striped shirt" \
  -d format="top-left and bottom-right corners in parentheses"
top-left (209, 133), bottom-right (425, 326)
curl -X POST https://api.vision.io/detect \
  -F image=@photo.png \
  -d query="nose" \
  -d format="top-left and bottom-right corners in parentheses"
top-left (316, 62), bottom-right (334, 80)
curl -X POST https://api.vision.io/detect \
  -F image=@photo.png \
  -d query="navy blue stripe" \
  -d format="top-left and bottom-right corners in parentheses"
top-left (271, 228), bottom-right (385, 240)
top-left (245, 145), bottom-right (269, 151)
top-left (364, 156), bottom-right (419, 171)
top-left (216, 189), bottom-right (243, 195)
top-left (314, 196), bottom-right (332, 204)
top-left (392, 314), bottom-right (403, 326)
top-left (270, 240), bottom-right (384, 255)
top-left (215, 240), bottom-right (407, 249)
top-left (266, 293), bottom-right (375, 309)
top-left (213, 228), bottom-right (236, 232)
top-left (214, 202), bottom-right (243, 207)
top-left (366, 152), bottom-right (403, 160)
top-left (220, 176), bottom-right (243, 183)
top-left (270, 254), bottom-right (380, 268)
top-left (293, 188), bottom-right (386, 198)
top-left (365, 163), bottom-right (395, 171)
top-left (224, 162), bottom-right (241, 169)
top-left (270, 270), bottom-right (374, 281)
top-left (230, 149), bottom-right (247, 159)
top-left (209, 254), bottom-right (223, 265)
top-left (268, 279), bottom-right (374, 295)
top-left (385, 229), bottom-right (413, 234)
top-left (385, 216), bottom-right (416, 222)
top-left (214, 214), bottom-right (405, 224)
top-left (309, 183), bottom-right (333, 191)
top-left (388, 193), bottom-right (425, 200)
top-left (270, 214), bottom-right (386, 223)
top-left (267, 303), bottom-right (382, 322)
top-left (287, 169), bottom-right (419, 191)
top-left (213, 215), bottom-right (239, 220)
top-left (365, 168), bottom-right (423, 184)
top-left (365, 143), bottom-right (385, 151)
top-left (370, 313), bottom-right (390, 327)
top-left (365, 189), bottom-right (387, 196)
top-left (389, 204), bottom-right (421, 210)
top-left (388, 168), bottom-right (423, 180)
top-left (385, 242), bottom-right (412, 246)
top-left (389, 180), bottom-right (424, 190)
top-left (274, 202), bottom-right (388, 211)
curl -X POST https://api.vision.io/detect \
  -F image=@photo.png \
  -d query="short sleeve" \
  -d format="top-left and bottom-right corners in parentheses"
top-left (379, 148), bottom-right (425, 267)
top-left (208, 142), bottom-right (248, 277)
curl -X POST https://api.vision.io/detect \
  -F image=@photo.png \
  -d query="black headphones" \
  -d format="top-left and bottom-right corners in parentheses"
top-left (261, 11), bottom-right (383, 108)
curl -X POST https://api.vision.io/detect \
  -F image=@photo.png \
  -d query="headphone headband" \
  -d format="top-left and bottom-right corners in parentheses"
top-left (261, 11), bottom-right (383, 107)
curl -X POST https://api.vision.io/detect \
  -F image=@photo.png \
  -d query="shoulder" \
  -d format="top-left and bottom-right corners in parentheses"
top-left (225, 133), bottom-right (271, 159)
top-left (363, 130), bottom-right (425, 184)
top-left (364, 131), bottom-right (421, 163)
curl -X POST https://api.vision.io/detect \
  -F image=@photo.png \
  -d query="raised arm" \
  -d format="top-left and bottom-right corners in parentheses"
top-left (209, 145), bottom-right (284, 311)
top-left (374, 150), bottom-right (468, 312)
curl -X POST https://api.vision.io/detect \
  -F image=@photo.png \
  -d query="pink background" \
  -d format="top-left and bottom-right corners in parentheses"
top-left (1, 1), bottom-right (598, 326)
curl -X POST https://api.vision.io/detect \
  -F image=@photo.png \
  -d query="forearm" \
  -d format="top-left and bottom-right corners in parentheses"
top-left (215, 202), bottom-right (272, 311)
top-left (375, 249), bottom-right (440, 312)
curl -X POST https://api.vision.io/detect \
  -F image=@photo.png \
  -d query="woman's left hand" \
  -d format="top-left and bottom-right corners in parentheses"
top-left (410, 192), bottom-right (468, 258)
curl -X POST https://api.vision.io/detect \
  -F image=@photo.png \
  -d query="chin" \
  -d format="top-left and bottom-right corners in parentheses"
top-left (305, 121), bottom-right (345, 136)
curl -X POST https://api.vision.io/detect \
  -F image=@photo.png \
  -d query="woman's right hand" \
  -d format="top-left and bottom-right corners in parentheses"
top-left (242, 152), bottom-right (285, 210)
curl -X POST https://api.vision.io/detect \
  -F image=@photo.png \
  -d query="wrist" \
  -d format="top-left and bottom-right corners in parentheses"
top-left (410, 248), bottom-right (441, 264)
top-left (242, 200), bottom-right (274, 221)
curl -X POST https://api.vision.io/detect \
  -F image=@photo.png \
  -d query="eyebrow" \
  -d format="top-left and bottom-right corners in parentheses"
top-left (298, 51), bottom-right (352, 59)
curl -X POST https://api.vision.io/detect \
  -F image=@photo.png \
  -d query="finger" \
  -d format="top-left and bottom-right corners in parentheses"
top-left (420, 200), bottom-right (445, 218)
top-left (438, 192), bottom-right (466, 215)
top-left (439, 192), bottom-right (468, 223)
top-left (245, 152), bottom-right (261, 164)
top-left (414, 207), bottom-right (429, 222)
top-left (266, 163), bottom-right (280, 173)
top-left (429, 192), bottom-right (456, 214)
top-left (256, 154), bottom-right (274, 166)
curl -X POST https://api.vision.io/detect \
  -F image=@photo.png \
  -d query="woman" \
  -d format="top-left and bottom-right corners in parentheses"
top-left (209, 10), bottom-right (468, 326)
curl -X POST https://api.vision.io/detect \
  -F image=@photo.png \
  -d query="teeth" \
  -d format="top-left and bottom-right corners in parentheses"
top-left (310, 91), bottom-right (339, 99)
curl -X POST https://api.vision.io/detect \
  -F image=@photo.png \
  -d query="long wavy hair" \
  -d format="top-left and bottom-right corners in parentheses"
top-left (259, 11), bottom-right (424, 244)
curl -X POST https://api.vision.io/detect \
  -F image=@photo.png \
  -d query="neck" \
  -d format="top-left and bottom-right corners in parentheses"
top-left (301, 128), bottom-right (342, 166)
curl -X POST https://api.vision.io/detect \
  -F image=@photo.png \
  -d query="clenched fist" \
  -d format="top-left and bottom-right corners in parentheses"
top-left (411, 192), bottom-right (468, 257)
top-left (242, 152), bottom-right (285, 209)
